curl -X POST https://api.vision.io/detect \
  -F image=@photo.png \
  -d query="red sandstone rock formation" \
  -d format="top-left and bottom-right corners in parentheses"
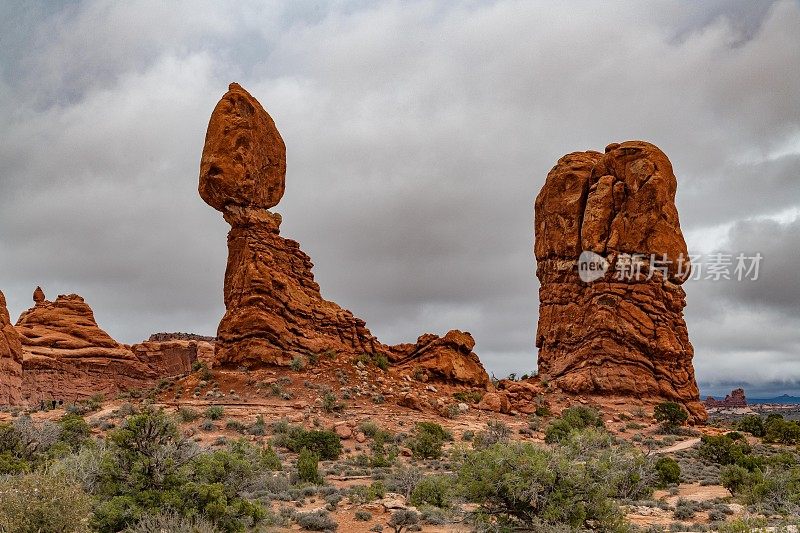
top-left (200, 84), bottom-right (386, 367)
top-left (390, 330), bottom-right (490, 387)
top-left (15, 289), bottom-right (157, 403)
top-left (131, 338), bottom-right (213, 375)
top-left (704, 388), bottom-right (747, 408)
top-left (199, 83), bottom-right (286, 211)
top-left (534, 141), bottom-right (706, 422)
top-left (0, 290), bottom-right (23, 405)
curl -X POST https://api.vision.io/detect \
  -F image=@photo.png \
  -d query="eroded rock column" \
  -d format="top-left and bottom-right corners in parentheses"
top-left (200, 83), bottom-right (385, 366)
top-left (534, 141), bottom-right (705, 421)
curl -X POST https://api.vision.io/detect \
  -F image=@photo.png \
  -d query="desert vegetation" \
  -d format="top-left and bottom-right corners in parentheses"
top-left (2, 398), bottom-right (800, 533)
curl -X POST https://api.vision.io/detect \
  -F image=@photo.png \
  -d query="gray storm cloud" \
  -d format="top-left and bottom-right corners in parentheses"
top-left (0, 0), bottom-right (798, 395)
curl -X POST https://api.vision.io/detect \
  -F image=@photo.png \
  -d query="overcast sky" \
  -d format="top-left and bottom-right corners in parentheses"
top-left (1, 0), bottom-right (798, 397)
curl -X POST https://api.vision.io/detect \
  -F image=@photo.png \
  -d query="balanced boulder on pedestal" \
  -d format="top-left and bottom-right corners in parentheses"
top-left (199, 83), bottom-right (387, 367)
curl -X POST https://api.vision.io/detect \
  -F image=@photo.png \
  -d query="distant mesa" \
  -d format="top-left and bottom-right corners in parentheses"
top-left (534, 141), bottom-right (706, 422)
top-left (704, 388), bottom-right (747, 409)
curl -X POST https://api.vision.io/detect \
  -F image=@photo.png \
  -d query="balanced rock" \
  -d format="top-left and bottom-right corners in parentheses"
top-left (15, 290), bottom-right (157, 403)
top-left (390, 330), bottom-right (490, 387)
top-left (0, 290), bottom-right (23, 405)
top-left (200, 84), bottom-right (385, 366)
top-left (534, 141), bottom-right (705, 422)
top-left (199, 83), bottom-right (286, 211)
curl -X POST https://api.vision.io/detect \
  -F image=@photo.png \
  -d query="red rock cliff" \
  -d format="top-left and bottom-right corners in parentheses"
top-left (0, 290), bottom-right (23, 405)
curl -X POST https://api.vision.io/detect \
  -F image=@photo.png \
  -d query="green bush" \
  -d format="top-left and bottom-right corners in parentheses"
top-left (59, 414), bottom-right (91, 449)
top-left (322, 392), bottom-right (345, 413)
top-left (452, 390), bottom-right (483, 404)
top-left (348, 481), bottom-right (386, 504)
top-left (0, 471), bottom-right (92, 533)
top-left (375, 354), bottom-right (390, 371)
top-left (178, 407), bottom-right (200, 423)
top-left (454, 441), bottom-right (629, 531)
top-left (698, 434), bottom-right (752, 466)
top-left (653, 402), bottom-right (688, 429)
top-left (720, 464), bottom-right (756, 494)
top-left (408, 422), bottom-right (452, 459)
top-left (654, 456), bottom-right (681, 487)
top-left (297, 448), bottom-right (322, 484)
top-left (544, 406), bottom-right (604, 443)
top-left (284, 429), bottom-right (342, 460)
top-left (290, 356), bottom-right (305, 371)
top-left (763, 415), bottom-right (800, 444)
top-left (92, 408), bottom-right (267, 532)
top-left (410, 475), bottom-right (452, 508)
top-left (205, 405), bottom-right (225, 421)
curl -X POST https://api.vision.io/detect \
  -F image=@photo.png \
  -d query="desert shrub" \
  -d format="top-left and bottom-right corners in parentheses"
top-left (0, 470), bottom-right (92, 533)
top-left (410, 474), bottom-right (452, 508)
top-left (205, 405), bottom-right (225, 420)
top-left (50, 442), bottom-right (109, 493)
top-left (654, 456), bottom-right (681, 487)
top-left (57, 413), bottom-right (91, 450)
top-left (297, 448), bottom-right (322, 484)
top-left (354, 510), bottom-right (372, 521)
top-left (673, 498), bottom-right (698, 520)
top-left (375, 354), bottom-right (390, 371)
top-left (322, 392), bottom-right (345, 413)
top-left (123, 511), bottom-right (220, 532)
top-left (720, 464), bottom-right (756, 494)
top-left (369, 430), bottom-right (397, 467)
top-left (454, 441), bottom-right (630, 531)
top-left (178, 407), bottom-right (200, 422)
top-left (406, 422), bottom-right (452, 460)
top-left (740, 465), bottom-right (800, 515)
top-left (544, 406), bottom-right (604, 443)
top-left (654, 402), bottom-right (688, 429)
top-left (473, 420), bottom-right (510, 449)
top-left (359, 420), bottom-right (380, 438)
top-left (452, 390), bottom-right (483, 404)
top-left (92, 408), bottom-right (266, 532)
top-left (225, 419), bottom-right (247, 432)
top-left (387, 466), bottom-right (424, 497)
top-left (66, 394), bottom-right (104, 415)
top-left (248, 415), bottom-right (267, 436)
top-left (763, 415), bottom-right (800, 444)
top-left (388, 509), bottom-right (419, 533)
top-left (0, 450), bottom-right (29, 474)
top-left (290, 356), bottom-right (305, 371)
top-left (284, 429), bottom-right (342, 460)
top-left (698, 434), bottom-right (752, 466)
top-left (348, 481), bottom-right (386, 503)
top-left (294, 509), bottom-right (337, 531)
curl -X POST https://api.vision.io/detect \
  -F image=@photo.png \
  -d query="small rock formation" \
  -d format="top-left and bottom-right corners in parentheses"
top-left (704, 388), bottom-right (747, 409)
top-left (15, 290), bottom-right (157, 402)
top-left (148, 332), bottom-right (216, 342)
top-left (199, 84), bottom-right (388, 367)
top-left (0, 290), bottom-right (23, 405)
top-left (131, 338), bottom-right (211, 376)
top-left (390, 330), bottom-right (490, 387)
top-left (534, 141), bottom-right (706, 422)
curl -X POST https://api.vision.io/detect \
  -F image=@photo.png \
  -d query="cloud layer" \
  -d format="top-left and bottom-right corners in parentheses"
top-left (1, 0), bottom-right (798, 396)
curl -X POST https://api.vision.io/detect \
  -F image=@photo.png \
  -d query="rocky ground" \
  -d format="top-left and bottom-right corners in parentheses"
top-left (4, 356), bottom-right (796, 532)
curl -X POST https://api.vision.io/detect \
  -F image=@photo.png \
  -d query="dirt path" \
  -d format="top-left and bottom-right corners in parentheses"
top-left (654, 437), bottom-right (701, 454)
